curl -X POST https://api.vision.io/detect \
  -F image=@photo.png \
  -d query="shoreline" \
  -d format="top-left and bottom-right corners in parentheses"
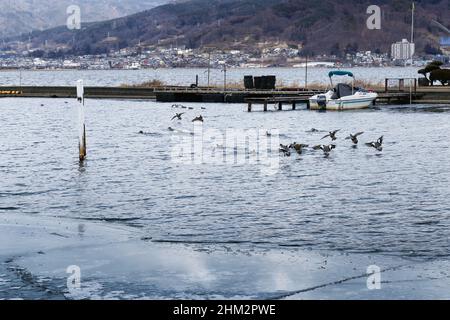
top-left (0, 66), bottom-right (420, 72)
top-left (2, 86), bottom-right (449, 104)
top-left (1, 212), bottom-right (449, 300)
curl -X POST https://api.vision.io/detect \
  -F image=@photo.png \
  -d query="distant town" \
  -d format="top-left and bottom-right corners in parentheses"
top-left (0, 38), bottom-right (449, 70)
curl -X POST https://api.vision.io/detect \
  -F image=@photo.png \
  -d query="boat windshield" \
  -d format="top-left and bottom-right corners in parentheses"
top-left (331, 83), bottom-right (354, 99)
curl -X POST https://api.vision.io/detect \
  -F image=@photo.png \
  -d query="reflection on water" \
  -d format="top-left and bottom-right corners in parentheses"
top-left (1, 98), bottom-right (449, 261)
top-left (387, 105), bottom-right (450, 113)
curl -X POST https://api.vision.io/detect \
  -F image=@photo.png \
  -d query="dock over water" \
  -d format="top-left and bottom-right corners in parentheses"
top-left (0, 84), bottom-right (449, 105)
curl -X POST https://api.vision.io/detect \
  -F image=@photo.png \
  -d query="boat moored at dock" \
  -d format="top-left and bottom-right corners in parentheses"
top-left (309, 71), bottom-right (378, 110)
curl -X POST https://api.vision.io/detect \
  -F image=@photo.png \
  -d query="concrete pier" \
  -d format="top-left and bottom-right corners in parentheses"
top-left (0, 85), bottom-right (449, 104)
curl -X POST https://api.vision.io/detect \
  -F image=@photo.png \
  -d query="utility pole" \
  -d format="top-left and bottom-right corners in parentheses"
top-left (222, 63), bottom-right (227, 92)
top-left (410, 2), bottom-right (415, 63)
top-left (204, 46), bottom-right (215, 88)
top-left (208, 51), bottom-right (211, 88)
top-left (411, 2), bottom-right (415, 45)
top-left (305, 55), bottom-right (308, 90)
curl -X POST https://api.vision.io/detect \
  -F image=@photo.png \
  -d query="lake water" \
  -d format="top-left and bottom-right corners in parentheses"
top-left (1, 95), bottom-right (449, 262)
top-left (0, 66), bottom-right (419, 87)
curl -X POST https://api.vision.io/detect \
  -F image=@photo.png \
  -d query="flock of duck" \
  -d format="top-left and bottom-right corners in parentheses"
top-left (278, 129), bottom-right (384, 157)
top-left (170, 104), bottom-right (205, 123)
top-left (142, 104), bottom-right (385, 158)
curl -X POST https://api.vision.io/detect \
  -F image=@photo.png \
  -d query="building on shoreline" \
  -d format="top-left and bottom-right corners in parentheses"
top-left (391, 39), bottom-right (415, 61)
top-left (440, 37), bottom-right (450, 56)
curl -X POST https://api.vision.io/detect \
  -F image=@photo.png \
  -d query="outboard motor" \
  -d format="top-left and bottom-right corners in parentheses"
top-left (317, 95), bottom-right (327, 110)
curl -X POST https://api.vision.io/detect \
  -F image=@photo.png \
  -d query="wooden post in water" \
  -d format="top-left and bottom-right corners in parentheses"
top-left (77, 80), bottom-right (87, 162)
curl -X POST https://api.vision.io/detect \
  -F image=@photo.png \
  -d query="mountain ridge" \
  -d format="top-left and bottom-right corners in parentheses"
top-left (3, 0), bottom-right (450, 56)
top-left (0, 0), bottom-right (171, 36)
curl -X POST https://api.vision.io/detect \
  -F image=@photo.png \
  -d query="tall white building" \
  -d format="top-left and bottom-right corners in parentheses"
top-left (440, 37), bottom-right (450, 56)
top-left (391, 39), bottom-right (415, 60)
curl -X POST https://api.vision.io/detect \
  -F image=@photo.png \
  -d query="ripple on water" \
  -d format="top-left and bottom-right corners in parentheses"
top-left (1, 98), bottom-right (450, 260)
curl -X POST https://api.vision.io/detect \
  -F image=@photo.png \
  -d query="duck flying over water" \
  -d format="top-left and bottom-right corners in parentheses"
top-left (313, 144), bottom-right (336, 156)
top-left (365, 136), bottom-right (384, 152)
top-left (192, 115), bottom-right (204, 122)
top-left (346, 132), bottom-right (364, 145)
top-left (171, 113), bottom-right (185, 121)
top-left (321, 130), bottom-right (340, 141)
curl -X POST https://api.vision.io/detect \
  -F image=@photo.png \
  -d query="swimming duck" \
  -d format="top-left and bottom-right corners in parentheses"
top-left (289, 143), bottom-right (309, 155)
top-left (279, 144), bottom-right (291, 156)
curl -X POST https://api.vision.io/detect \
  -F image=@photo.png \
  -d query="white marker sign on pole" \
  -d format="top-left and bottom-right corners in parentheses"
top-left (77, 80), bottom-right (86, 161)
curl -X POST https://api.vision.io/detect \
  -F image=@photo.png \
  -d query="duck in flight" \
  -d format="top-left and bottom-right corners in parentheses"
top-left (365, 136), bottom-right (384, 152)
top-left (313, 144), bottom-right (336, 156)
top-left (346, 132), bottom-right (364, 145)
top-left (171, 113), bottom-right (184, 121)
top-left (192, 115), bottom-right (204, 122)
top-left (321, 130), bottom-right (340, 141)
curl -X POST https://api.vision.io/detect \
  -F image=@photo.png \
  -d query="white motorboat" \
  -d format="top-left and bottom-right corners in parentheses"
top-left (309, 71), bottom-right (378, 111)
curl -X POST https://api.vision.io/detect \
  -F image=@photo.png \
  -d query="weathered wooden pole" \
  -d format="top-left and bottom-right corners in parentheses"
top-left (77, 80), bottom-right (87, 162)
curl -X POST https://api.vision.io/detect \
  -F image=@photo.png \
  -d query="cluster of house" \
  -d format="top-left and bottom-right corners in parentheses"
top-left (0, 40), bottom-right (448, 70)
